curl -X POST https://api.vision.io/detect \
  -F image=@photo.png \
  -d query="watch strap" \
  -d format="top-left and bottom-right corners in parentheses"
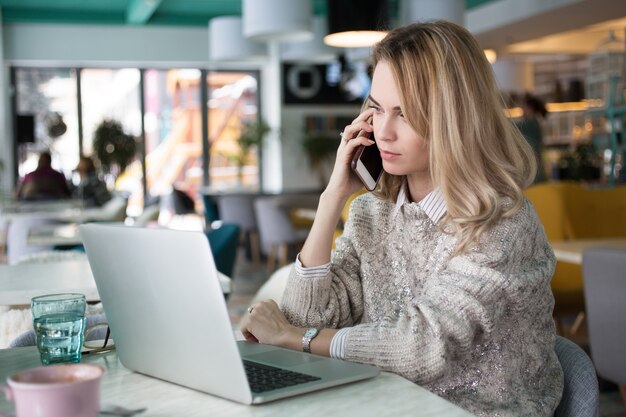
top-left (302, 327), bottom-right (319, 353)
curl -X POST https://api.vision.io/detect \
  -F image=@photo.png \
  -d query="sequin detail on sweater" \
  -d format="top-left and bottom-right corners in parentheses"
top-left (281, 193), bottom-right (563, 417)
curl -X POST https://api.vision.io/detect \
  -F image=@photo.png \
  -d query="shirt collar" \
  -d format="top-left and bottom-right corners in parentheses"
top-left (392, 182), bottom-right (447, 224)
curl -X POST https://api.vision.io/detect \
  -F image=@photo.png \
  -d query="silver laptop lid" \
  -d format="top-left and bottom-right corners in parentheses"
top-left (80, 223), bottom-right (253, 404)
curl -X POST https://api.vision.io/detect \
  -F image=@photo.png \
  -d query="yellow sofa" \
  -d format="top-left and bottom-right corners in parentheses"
top-left (525, 181), bottom-right (626, 333)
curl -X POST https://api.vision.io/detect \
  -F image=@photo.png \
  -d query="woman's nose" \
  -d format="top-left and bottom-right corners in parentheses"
top-left (375, 118), bottom-right (396, 142)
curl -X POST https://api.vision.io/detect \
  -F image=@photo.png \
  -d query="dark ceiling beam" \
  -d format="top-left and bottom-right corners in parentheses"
top-left (126, 0), bottom-right (163, 25)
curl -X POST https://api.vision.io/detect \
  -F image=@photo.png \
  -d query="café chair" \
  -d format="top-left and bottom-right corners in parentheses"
top-left (132, 204), bottom-right (160, 227)
top-left (206, 222), bottom-right (240, 279)
top-left (217, 195), bottom-right (261, 264)
top-left (554, 335), bottom-right (599, 417)
top-left (81, 194), bottom-right (129, 223)
top-left (254, 197), bottom-right (309, 272)
top-left (201, 193), bottom-right (220, 226)
top-left (582, 247), bottom-right (626, 406)
top-left (6, 218), bottom-right (59, 265)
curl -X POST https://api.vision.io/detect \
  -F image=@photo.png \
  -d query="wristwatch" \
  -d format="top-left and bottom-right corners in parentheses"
top-left (302, 328), bottom-right (320, 353)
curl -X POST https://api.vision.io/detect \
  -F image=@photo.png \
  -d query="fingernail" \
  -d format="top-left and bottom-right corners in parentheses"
top-left (368, 139), bottom-right (375, 143)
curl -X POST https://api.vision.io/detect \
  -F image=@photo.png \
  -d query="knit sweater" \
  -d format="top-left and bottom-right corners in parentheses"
top-left (281, 192), bottom-right (564, 417)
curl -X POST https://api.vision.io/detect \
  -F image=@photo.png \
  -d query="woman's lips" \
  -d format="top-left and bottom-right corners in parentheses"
top-left (380, 150), bottom-right (400, 161)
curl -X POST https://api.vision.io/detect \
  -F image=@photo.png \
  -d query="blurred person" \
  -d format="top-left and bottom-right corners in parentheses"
top-left (241, 21), bottom-right (562, 417)
top-left (15, 151), bottom-right (71, 201)
top-left (516, 93), bottom-right (548, 183)
top-left (73, 156), bottom-right (111, 207)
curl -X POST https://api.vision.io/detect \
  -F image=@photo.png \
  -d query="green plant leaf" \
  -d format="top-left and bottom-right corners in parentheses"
top-left (92, 120), bottom-right (137, 176)
top-left (302, 133), bottom-right (339, 167)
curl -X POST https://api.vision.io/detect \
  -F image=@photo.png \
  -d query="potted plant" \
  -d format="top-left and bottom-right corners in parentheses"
top-left (92, 120), bottom-right (137, 178)
top-left (227, 119), bottom-right (270, 185)
top-left (301, 132), bottom-right (340, 187)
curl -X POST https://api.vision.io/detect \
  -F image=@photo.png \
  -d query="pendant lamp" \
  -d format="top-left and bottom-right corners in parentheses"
top-left (281, 16), bottom-right (338, 62)
top-left (243, 0), bottom-right (313, 42)
top-left (491, 58), bottom-right (534, 93)
top-left (209, 16), bottom-right (266, 61)
top-left (324, 0), bottom-right (389, 48)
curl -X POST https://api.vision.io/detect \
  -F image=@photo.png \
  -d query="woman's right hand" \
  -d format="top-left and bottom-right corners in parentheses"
top-left (324, 108), bottom-right (376, 201)
top-left (298, 108), bottom-right (376, 268)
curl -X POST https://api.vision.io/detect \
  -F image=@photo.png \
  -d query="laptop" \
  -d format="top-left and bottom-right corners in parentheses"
top-left (80, 223), bottom-right (379, 404)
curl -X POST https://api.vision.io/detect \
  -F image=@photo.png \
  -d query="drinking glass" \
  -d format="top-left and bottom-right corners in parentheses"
top-left (31, 293), bottom-right (86, 365)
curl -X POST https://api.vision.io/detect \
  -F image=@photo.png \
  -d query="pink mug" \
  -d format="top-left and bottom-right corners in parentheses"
top-left (0, 364), bottom-right (104, 417)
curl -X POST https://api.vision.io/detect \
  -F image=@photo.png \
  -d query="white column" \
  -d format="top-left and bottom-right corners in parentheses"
top-left (260, 41), bottom-right (282, 192)
top-left (400, 0), bottom-right (465, 26)
top-left (0, 6), bottom-right (11, 193)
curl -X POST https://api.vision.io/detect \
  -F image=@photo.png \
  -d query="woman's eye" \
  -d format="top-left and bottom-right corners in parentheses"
top-left (368, 105), bottom-right (382, 113)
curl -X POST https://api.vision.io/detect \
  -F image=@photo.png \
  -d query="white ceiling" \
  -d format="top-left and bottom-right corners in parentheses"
top-left (506, 16), bottom-right (626, 55)
top-left (468, 0), bottom-right (626, 56)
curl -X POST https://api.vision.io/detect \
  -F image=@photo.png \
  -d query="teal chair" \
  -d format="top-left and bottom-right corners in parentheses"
top-left (202, 194), bottom-right (220, 226)
top-left (206, 223), bottom-right (240, 279)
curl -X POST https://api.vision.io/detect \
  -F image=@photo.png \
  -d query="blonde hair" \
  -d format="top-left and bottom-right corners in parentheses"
top-left (370, 21), bottom-right (536, 253)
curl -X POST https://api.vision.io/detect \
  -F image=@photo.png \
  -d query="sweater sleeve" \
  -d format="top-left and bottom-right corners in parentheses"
top-left (279, 195), bottom-right (381, 329)
top-left (341, 202), bottom-right (556, 384)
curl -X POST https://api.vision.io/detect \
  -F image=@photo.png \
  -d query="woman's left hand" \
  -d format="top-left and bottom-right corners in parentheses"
top-left (240, 300), bottom-right (302, 350)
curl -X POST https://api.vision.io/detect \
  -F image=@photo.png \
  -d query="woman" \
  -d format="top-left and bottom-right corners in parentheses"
top-left (73, 156), bottom-right (111, 207)
top-left (241, 21), bottom-right (563, 416)
top-left (516, 93), bottom-right (548, 183)
top-left (15, 151), bottom-right (71, 201)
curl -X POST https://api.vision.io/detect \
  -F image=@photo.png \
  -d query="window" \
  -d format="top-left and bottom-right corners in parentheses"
top-left (81, 68), bottom-right (142, 214)
top-left (207, 71), bottom-right (260, 189)
top-left (11, 66), bottom-right (261, 217)
top-left (14, 68), bottom-right (79, 181)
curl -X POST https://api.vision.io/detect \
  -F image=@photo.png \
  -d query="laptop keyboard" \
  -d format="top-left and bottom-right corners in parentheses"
top-left (243, 360), bottom-right (321, 393)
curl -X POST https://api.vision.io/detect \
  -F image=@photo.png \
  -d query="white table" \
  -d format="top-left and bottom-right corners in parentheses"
top-left (27, 223), bottom-right (82, 246)
top-left (0, 200), bottom-right (86, 257)
top-left (0, 258), bottom-right (232, 307)
top-left (0, 347), bottom-right (472, 417)
top-left (0, 199), bottom-right (84, 222)
top-left (551, 238), bottom-right (626, 265)
top-left (0, 258), bottom-right (98, 306)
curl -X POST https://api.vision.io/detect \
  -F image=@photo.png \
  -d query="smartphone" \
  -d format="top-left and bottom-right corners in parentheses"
top-left (351, 131), bottom-right (383, 191)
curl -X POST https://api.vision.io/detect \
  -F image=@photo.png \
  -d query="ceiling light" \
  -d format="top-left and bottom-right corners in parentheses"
top-left (243, 0), bottom-right (313, 42)
top-left (491, 58), bottom-right (534, 93)
top-left (208, 16), bottom-right (266, 61)
top-left (282, 16), bottom-right (338, 62)
top-left (324, 0), bottom-right (389, 48)
top-left (324, 31), bottom-right (387, 48)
